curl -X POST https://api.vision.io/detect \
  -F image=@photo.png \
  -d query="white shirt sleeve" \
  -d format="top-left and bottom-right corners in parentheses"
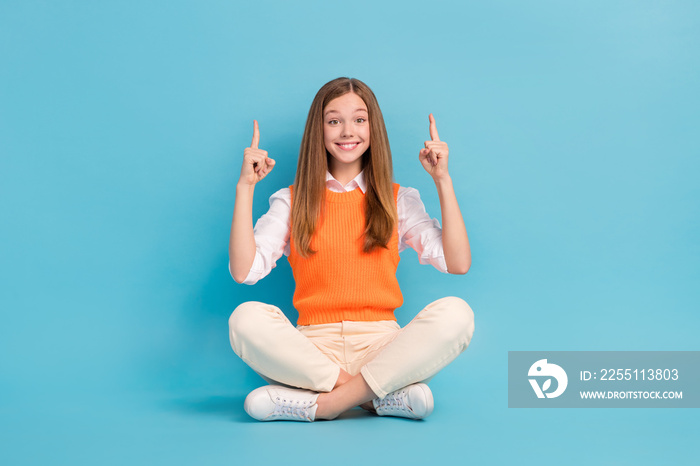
top-left (397, 186), bottom-right (448, 273)
top-left (228, 187), bottom-right (292, 285)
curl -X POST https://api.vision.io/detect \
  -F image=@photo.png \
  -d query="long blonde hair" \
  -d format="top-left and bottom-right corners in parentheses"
top-left (291, 77), bottom-right (396, 258)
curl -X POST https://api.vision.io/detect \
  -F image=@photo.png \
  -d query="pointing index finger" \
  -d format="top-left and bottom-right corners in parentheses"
top-left (251, 120), bottom-right (260, 149)
top-left (428, 113), bottom-right (440, 141)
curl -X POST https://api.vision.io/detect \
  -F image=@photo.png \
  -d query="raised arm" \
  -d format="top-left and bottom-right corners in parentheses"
top-left (418, 114), bottom-right (471, 274)
top-left (229, 120), bottom-right (276, 283)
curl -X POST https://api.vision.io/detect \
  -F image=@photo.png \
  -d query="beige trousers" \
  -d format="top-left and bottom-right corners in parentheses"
top-left (228, 296), bottom-right (475, 399)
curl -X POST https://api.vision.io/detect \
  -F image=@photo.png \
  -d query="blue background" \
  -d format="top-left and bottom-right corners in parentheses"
top-left (1, 0), bottom-right (698, 464)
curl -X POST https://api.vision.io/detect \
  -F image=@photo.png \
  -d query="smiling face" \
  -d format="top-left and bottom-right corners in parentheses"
top-left (323, 92), bottom-right (370, 181)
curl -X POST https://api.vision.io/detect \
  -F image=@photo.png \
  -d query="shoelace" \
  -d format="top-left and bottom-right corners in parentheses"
top-left (271, 396), bottom-right (314, 420)
top-left (375, 389), bottom-right (410, 413)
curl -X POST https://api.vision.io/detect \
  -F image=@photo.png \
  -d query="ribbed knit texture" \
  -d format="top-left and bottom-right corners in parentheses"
top-left (289, 184), bottom-right (403, 325)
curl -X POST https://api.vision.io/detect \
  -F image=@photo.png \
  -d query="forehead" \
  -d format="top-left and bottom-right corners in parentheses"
top-left (324, 92), bottom-right (368, 115)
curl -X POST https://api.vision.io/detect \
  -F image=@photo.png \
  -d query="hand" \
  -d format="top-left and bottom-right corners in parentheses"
top-left (240, 120), bottom-right (276, 186)
top-left (419, 113), bottom-right (450, 181)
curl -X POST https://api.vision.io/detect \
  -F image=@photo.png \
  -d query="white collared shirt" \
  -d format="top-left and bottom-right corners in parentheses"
top-left (233, 171), bottom-right (448, 285)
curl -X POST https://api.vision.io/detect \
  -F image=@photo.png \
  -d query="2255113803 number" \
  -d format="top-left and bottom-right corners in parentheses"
top-left (598, 369), bottom-right (679, 381)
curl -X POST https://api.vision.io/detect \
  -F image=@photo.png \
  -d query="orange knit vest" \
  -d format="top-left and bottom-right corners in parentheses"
top-left (289, 184), bottom-right (403, 325)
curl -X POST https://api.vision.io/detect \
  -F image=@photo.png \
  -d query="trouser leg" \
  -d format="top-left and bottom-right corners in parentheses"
top-left (228, 301), bottom-right (340, 392)
top-left (359, 296), bottom-right (475, 398)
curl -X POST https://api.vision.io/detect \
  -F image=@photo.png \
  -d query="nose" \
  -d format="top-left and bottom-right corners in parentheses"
top-left (341, 123), bottom-right (354, 138)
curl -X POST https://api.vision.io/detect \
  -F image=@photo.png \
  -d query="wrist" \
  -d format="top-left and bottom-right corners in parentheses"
top-left (236, 181), bottom-right (256, 194)
top-left (433, 174), bottom-right (453, 189)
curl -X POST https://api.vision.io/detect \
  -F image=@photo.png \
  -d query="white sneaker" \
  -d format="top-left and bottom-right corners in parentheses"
top-left (244, 385), bottom-right (319, 422)
top-left (372, 383), bottom-right (434, 419)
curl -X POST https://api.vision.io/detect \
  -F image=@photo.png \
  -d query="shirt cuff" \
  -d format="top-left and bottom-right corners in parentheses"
top-left (228, 253), bottom-right (266, 285)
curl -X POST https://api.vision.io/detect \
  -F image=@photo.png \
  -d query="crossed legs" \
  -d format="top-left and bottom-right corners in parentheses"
top-left (229, 297), bottom-right (475, 419)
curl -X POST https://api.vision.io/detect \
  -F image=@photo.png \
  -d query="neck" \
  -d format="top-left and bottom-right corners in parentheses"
top-left (328, 161), bottom-right (362, 186)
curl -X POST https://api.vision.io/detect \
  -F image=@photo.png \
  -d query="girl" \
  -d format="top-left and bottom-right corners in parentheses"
top-left (228, 77), bottom-right (475, 422)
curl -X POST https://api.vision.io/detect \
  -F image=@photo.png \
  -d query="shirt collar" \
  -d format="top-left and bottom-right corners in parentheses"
top-left (325, 170), bottom-right (367, 193)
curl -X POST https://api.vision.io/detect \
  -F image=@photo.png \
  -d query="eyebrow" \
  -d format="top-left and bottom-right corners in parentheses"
top-left (324, 108), bottom-right (368, 116)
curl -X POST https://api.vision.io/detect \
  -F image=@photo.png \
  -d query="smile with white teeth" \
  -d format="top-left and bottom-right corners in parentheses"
top-left (337, 142), bottom-right (360, 150)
